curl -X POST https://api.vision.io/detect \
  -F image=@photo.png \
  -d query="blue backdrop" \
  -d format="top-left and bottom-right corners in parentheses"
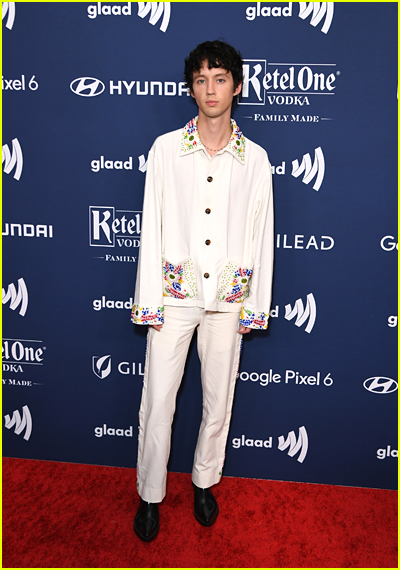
top-left (2, 1), bottom-right (398, 490)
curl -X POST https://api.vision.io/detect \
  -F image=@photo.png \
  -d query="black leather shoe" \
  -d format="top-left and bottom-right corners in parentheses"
top-left (134, 499), bottom-right (160, 542)
top-left (193, 483), bottom-right (219, 526)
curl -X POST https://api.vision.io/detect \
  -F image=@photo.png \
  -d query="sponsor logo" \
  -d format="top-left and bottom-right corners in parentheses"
top-left (278, 426), bottom-right (308, 463)
top-left (363, 377), bottom-right (397, 394)
top-left (71, 77), bottom-right (188, 98)
top-left (380, 236), bottom-right (398, 251)
top-left (240, 369), bottom-right (333, 387)
top-left (284, 293), bottom-right (316, 333)
top-left (276, 234), bottom-right (334, 250)
top-left (388, 316), bottom-right (397, 328)
top-left (2, 223), bottom-right (53, 238)
top-left (2, 338), bottom-right (45, 372)
top-left (2, 138), bottom-right (23, 180)
top-left (92, 355), bottom-right (112, 379)
top-left (87, 2), bottom-right (171, 33)
top-left (254, 113), bottom-right (320, 122)
top-left (91, 155), bottom-right (147, 173)
top-left (93, 296), bottom-right (133, 311)
top-left (2, 1), bottom-right (15, 30)
top-left (377, 446), bottom-right (398, 460)
top-left (70, 77), bottom-right (105, 97)
top-left (89, 206), bottom-right (141, 251)
top-left (291, 147), bottom-right (325, 191)
top-left (2, 75), bottom-right (39, 91)
top-left (245, 2), bottom-right (334, 34)
top-left (238, 59), bottom-right (338, 110)
top-left (94, 424), bottom-right (133, 438)
top-left (2, 278), bottom-right (28, 316)
top-left (4, 405), bottom-right (32, 441)
top-left (92, 355), bottom-right (144, 378)
top-left (232, 425), bottom-right (309, 463)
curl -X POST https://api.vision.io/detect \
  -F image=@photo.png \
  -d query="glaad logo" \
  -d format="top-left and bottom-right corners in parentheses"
top-left (377, 445), bottom-right (398, 459)
top-left (2, 2), bottom-right (15, 30)
top-left (91, 155), bottom-right (147, 173)
top-left (298, 2), bottom-right (334, 34)
top-left (363, 377), bottom-right (398, 394)
top-left (93, 296), bottom-right (134, 311)
top-left (94, 424), bottom-right (133, 438)
top-left (238, 60), bottom-right (337, 106)
top-left (2, 278), bottom-right (28, 316)
top-left (70, 77), bottom-right (105, 97)
top-left (89, 206), bottom-right (141, 248)
top-left (87, 2), bottom-right (171, 33)
top-left (2, 138), bottom-right (23, 180)
top-left (93, 355), bottom-right (112, 379)
top-left (137, 2), bottom-right (171, 33)
top-left (292, 147), bottom-right (325, 191)
top-left (284, 293), bottom-right (316, 334)
top-left (245, 3), bottom-right (334, 34)
top-left (4, 405), bottom-right (32, 441)
top-left (278, 426), bottom-right (308, 463)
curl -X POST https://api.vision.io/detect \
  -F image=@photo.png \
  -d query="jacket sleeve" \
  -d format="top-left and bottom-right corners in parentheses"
top-left (240, 156), bottom-right (274, 330)
top-left (131, 140), bottom-right (164, 325)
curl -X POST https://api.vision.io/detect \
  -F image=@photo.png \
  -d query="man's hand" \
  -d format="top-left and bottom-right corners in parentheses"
top-left (150, 324), bottom-right (163, 331)
top-left (238, 325), bottom-right (251, 334)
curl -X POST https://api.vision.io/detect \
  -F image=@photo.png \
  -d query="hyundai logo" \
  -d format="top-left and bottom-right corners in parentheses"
top-left (363, 377), bottom-right (397, 394)
top-left (70, 77), bottom-right (105, 97)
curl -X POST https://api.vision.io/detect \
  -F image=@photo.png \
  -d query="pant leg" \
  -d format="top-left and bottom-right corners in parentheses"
top-left (137, 306), bottom-right (200, 503)
top-left (192, 310), bottom-right (242, 489)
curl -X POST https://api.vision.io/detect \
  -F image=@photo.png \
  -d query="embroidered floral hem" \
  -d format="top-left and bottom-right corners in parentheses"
top-left (131, 305), bottom-right (164, 325)
top-left (240, 307), bottom-right (269, 330)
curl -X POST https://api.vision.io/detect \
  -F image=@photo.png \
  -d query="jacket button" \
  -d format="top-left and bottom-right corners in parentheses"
top-left (207, 176), bottom-right (213, 182)
top-left (204, 273), bottom-right (210, 279)
top-left (205, 208), bottom-right (211, 214)
top-left (205, 239), bottom-right (211, 245)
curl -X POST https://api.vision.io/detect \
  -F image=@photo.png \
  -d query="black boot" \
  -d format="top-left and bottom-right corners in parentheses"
top-left (193, 483), bottom-right (219, 526)
top-left (134, 499), bottom-right (160, 542)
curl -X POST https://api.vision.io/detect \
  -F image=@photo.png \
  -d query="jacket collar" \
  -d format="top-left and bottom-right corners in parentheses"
top-left (180, 116), bottom-right (245, 164)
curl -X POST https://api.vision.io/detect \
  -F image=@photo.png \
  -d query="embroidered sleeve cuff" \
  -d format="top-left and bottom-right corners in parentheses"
top-left (131, 305), bottom-right (164, 325)
top-left (240, 307), bottom-right (269, 330)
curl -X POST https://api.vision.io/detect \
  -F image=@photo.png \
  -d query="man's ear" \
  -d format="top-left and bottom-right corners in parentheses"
top-left (190, 89), bottom-right (196, 99)
top-left (233, 81), bottom-right (242, 97)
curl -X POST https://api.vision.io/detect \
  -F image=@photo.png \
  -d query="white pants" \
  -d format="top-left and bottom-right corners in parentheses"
top-left (136, 306), bottom-right (243, 503)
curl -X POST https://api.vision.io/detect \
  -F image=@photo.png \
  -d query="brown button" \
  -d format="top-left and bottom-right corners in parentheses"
top-left (205, 208), bottom-right (211, 214)
top-left (205, 239), bottom-right (211, 245)
top-left (204, 273), bottom-right (210, 279)
top-left (207, 176), bottom-right (213, 182)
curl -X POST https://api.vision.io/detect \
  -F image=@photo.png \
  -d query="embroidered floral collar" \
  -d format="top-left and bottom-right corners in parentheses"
top-left (180, 116), bottom-right (245, 164)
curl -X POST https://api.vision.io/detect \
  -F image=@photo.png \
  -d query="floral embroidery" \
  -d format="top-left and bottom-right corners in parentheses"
top-left (217, 262), bottom-right (253, 303)
top-left (240, 307), bottom-right (269, 330)
top-left (162, 257), bottom-right (198, 299)
top-left (181, 116), bottom-right (245, 163)
top-left (131, 305), bottom-right (164, 325)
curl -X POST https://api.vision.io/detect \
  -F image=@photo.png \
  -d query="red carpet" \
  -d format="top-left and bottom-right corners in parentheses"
top-left (2, 457), bottom-right (397, 568)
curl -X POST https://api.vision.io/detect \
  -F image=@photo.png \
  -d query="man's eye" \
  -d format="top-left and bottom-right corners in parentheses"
top-left (217, 79), bottom-right (225, 83)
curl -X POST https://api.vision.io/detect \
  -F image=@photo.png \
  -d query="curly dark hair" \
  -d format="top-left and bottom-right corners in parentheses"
top-left (184, 40), bottom-right (243, 98)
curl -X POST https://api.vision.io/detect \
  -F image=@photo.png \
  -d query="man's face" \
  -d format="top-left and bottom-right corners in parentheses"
top-left (191, 61), bottom-right (242, 119)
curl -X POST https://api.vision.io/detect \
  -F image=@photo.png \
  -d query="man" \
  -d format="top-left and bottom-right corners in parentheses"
top-left (131, 40), bottom-right (274, 542)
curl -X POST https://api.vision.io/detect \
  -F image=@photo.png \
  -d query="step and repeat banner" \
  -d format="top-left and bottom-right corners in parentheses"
top-left (2, 2), bottom-right (398, 490)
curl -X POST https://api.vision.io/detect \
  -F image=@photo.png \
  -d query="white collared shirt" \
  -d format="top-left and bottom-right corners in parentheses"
top-left (132, 116), bottom-right (274, 329)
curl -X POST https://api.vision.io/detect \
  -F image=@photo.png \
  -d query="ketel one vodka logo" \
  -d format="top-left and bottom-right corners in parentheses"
top-left (89, 206), bottom-right (141, 248)
top-left (4, 405), bottom-right (32, 441)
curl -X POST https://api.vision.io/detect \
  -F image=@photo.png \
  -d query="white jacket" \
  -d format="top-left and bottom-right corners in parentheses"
top-left (132, 117), bottom-right (274, 329)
